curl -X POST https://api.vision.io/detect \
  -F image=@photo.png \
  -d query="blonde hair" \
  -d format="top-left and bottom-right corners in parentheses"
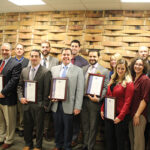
top-left (110, 53), bottom-right (122, 70)
top-left (109, 59), bottom-right (132, 87)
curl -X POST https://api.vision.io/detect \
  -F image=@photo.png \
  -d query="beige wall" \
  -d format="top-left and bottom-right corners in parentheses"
top-left (0, 10), bottom-right (150, 68)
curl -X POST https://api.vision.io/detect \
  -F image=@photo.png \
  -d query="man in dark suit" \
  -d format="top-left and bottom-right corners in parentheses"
top-left (81, 50), bottom-right (109, 150)
top-left (51, 48), bottom-right (84, 150)
top-left (14, 43), bottom-right (29, 137)
top-left (40, 40), bottom-right (59, 141)
top-left (0, 43), bottom-right (22, 149)
top-left (70, 40), bottom-right (88, 147)
top-left (17, 49), bottom-right (51, 150)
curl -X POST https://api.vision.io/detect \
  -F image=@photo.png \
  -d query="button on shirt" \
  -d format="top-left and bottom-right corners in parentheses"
top-left (41, 55), bottom-right (49, 68)
top-left (29, 64), bottom-right (40, 80)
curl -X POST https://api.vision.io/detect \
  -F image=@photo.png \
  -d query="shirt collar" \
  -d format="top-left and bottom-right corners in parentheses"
top-left (61, 63), bottom-right (71, 69)
top-left (31, 64), bottom-right (40, 71)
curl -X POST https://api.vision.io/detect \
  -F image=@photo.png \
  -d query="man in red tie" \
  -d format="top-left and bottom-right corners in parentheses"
top-left (0, 43), bottom-right (22, 149)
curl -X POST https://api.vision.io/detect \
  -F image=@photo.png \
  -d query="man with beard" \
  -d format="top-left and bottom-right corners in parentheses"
top-left (70, 40), bottom-right (88, 147)
top-left (40, 41), bottom-right (59, 141)
top-left (81, 50), bottom-right (109, 150)
top-left (138, 46), bottom-right (150, 150)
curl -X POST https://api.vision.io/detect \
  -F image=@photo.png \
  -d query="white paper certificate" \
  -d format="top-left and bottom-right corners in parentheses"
top-left (51, 78), bottom-right (67, 100)
top-left (104, 97), bottom-right (116, 120)
top-left (0, 75), bottom-right (3, 92)
top-left (86, 74), bottom-right (105, 97)
top-left (24, 81), bottom-right (36, 102)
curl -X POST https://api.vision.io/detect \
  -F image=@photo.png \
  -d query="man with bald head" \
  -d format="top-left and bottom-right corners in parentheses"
top-left (0, 43), bottom-right (22, 149)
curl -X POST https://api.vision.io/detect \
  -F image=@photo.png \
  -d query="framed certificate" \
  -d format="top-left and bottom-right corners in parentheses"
top-left (24, 80), bottom-right (37, 103)
top-left (104, 96), bottom-right (116, 120)
top-left (50, 78), bottom-right (68, 101)
top-left (0, 75), bottom-right (4, 92)
top-left (86, 73), bottom-right (105, 97)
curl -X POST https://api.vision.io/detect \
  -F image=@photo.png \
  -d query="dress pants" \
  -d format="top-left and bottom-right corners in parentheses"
top-left (104, 115), bottom-right (130, 150)
top-left (23, 104), bottom-right (45, 148)
top-left (0, 104), bottom-right (16, 144)
top-left (129, 115), bottom-right (146, 150)
top-left (53, 102), bottom-right (73, 150)
top-left (17, 100), bottom-right (24, 131)
top-left (81, 97), bottom-right (100, 150)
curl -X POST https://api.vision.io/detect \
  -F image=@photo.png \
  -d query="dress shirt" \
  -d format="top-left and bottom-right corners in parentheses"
top-left (29, 64), bottom-right (40, 80)
top-left (60, 63), bottom-right (71, 77)
top-left (41, 55), bottom-right (49, 68)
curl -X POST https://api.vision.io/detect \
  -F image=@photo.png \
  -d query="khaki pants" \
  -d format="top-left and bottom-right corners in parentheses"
top-left (0, 104), bottom-right (16, 144)
top-left (129, 115), bottom-right (146, 150)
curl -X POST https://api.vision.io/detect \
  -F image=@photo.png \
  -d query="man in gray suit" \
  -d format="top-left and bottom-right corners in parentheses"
top-left (41, 40), bottom-right (59, 69)
top-left (40, 40), bottom-right (59, 141)
top-left (81, 49), bottom-right (109, 150)
top-left (51, 48), bottom-right (84, 150)
top-left (17, 49), bottom-right (51, 150)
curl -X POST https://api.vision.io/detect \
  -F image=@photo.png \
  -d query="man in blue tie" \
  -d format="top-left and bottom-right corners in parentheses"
top-left (51, 48), bottom-right (84, 150)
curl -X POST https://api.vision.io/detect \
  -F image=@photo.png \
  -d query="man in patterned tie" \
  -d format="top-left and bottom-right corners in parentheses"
top-left (40, 40), bottom-right (59, 141)
top-left (51, 48), bottom-right (84, 150)
top-left (17, 49), bottom-right (51, 150)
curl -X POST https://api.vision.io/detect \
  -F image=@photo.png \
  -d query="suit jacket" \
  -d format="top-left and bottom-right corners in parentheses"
top-left (17, 65), bottom-right (51, 110)
top-left (83, 64), bottom-right (109, 101)
top-left (0, 57), bottom-right (22, 105)
top-left (51, 63), bottom-right (84, 114)
top-left (47, 55), bottom-right (59, 70)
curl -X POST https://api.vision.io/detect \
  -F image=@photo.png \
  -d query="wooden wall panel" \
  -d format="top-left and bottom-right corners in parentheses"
top-left (0, 10), bottom-right (150, 68)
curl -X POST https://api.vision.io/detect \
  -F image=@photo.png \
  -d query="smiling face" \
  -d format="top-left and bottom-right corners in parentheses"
top-left (134, 59), bottom-right (144, 75)
top-left (110, 58), bottom-right (117, 69)
top-left (116, 64), bottom-right (126, 79)
top-left (138, 46), bottom-right (149, 60)
top-left (15, 44), bottom-right (24, 58)
top-left (71, 42), bottom-right (80, 56)
top-left (41, 42), bottom-right (50, 57)
top-left (1, 44), bottom-right (11, 60)
top-left (89, 51), bottom-right (98, 65)
top-left (30, 51), bottom-right (41, 67)
top-left (61, 49), bottom-right (72, 66)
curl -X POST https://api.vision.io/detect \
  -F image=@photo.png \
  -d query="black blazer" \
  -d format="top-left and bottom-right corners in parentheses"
top-left (13, 57), bottom-right (29, 69)
top-left (0, 58), bottom-right (22, 106)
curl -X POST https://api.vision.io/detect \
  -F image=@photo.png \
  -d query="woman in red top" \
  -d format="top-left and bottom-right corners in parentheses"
top-left (129, 57), bottom-right (150, 150)
top-left (101, 59), bottom-right (134, 150)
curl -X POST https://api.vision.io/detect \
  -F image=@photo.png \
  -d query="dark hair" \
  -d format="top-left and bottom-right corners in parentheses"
top-left (71, 40), bottom-right (80, 47)
top-left (61, 48), bottom-right (72, 54)
top-left (41, 40), bottom-right (50, 47)
top-left (88, 49), bottom-right (100, 57)
top-left (30, 49), bottom-right (41, 57)
top-left (130, 57), bottom-right (148, 77)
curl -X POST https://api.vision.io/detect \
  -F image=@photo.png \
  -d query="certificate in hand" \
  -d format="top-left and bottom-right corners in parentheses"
top-left (86, 73), bottom-right (105, 97)
top-left (24, 81), bottom-right (37, 103)
top-left (0, 75), bottom-right (4, 92)
top-left (104, 96), bottom-right (116, 120)
top-left (50, 78), bottom-right (68, 101)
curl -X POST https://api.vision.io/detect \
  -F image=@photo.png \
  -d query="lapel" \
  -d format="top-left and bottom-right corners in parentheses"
top-left (1, 58), bottom-right (12, 74)
top-left (66, 63), bottom-right (74, 77)
top-left (48, 56), bottom-right (52, 68)
top-left (26, 67), bottom-right (30, 80)
top-left (95, 64), bottom-right (102, 74)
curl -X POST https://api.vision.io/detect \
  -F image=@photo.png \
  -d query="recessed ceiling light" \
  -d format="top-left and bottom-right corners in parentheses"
top-left (8, 0), bottom-right (46, 5)
top-left (121, 0), bottom-right (150, 2)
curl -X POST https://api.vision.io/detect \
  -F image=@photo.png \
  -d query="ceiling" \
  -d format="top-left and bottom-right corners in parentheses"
top-left (0, 0), bottom-right (150, 13)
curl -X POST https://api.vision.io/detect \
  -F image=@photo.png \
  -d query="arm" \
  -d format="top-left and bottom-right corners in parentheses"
top-left (74, 68), bottom-right (84, 115)
top-left (117, 82), bottom-right (134, 121)
top-left (133, 100), bottom-right (146, 126)
top-left (1, 62), bottom-right (22, 97)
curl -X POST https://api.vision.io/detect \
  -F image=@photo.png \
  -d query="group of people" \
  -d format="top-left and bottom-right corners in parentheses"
top-left (0, 40), bottom-right (149, 150)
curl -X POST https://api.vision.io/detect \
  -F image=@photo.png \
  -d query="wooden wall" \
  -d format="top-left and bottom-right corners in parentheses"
top-left (0, 10), bottom-right (150, 68)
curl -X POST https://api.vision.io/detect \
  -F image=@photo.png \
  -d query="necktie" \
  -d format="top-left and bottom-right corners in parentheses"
top-left (30, 68), bottom-right (35, 80)
top-left (43, 58), bottom-right (46, 67)
top-left (61, 66), bottom-right (68, 77)
top-left (0, 61), bottom-right (5, 74)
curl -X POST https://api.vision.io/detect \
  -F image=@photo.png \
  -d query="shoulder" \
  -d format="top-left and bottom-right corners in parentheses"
top-left (98, 64), bottom-right (109, 74)
top-left (51, 64), bottom-right (61, 71)
top-left (49, 55), bottom-right (59, 62)
top-left (10, 58), bottom-right (21, 67)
